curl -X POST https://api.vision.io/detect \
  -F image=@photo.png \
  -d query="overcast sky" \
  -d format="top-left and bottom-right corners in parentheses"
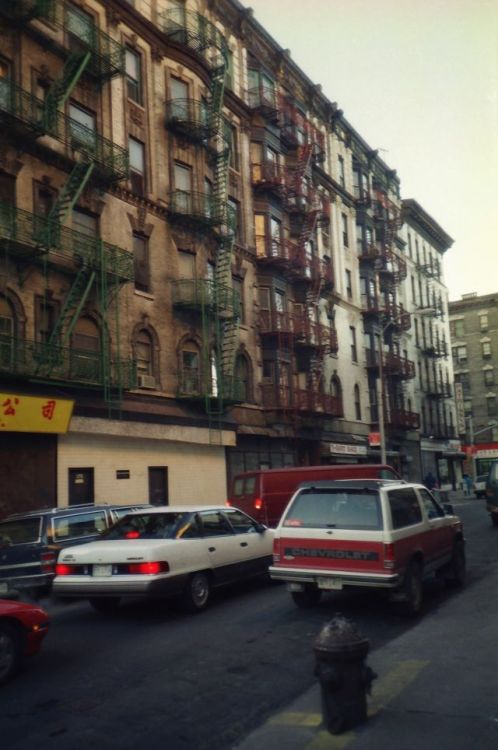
top-left (245, 0), bottom-right (498, 302)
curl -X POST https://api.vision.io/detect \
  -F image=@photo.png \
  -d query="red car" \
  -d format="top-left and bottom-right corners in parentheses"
top-left (0, 599), bottom-right (50, 684)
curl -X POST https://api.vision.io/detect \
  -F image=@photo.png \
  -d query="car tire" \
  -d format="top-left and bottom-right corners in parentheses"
top-left (401, 560), bottom-right (423, 616)
top-left (182, 572), bottom-right (211, 613)
top-left (446, 540), bottom-right (466, 587)
top-left (0, 622), bottom-right (23, 685)
top-left (89, 597), bottom-right (121, 615)
top-left (291, 585), bottom-right (322, 609)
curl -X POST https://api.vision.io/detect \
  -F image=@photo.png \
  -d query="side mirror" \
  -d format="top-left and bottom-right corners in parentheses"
top-left (255, 523), bottom-right (267, 533)
top-left (443, 503), bottom-right (454, 515)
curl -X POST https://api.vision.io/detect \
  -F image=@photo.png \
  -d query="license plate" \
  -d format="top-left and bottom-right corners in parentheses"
top-left (92, 564), bottom-right (112, 577)
top-left (317, 577), bottom-right (343, 590)
top-left (0, 582), bottom-right (8, 594)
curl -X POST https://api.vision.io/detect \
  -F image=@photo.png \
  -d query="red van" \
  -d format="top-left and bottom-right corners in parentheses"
top-left (227, 464), bottom-right (400, 527)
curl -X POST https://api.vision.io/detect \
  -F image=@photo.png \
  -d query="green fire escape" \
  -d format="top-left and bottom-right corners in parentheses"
top-left (162, 10), bottom-right (241, 437)
top-left (0, 0), bottom-right (133, 410)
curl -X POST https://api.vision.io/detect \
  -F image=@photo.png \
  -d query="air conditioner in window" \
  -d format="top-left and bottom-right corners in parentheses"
top-left (137, 374), bottom-right (156, 389)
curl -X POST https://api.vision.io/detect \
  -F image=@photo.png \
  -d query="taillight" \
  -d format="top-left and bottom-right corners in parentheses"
top-left (254, 498), bottom-right (263, 511)
top-left (127, 561), bottom-right (169, 575)
top-left (124, 530), bottom-right (140, 539)
top-left (273, 538), bottom-right (281, 562)
top-left (56, 563), bottom-right (78, 576)
top-left (226, 500), bottom-right (232, 507)
top-left (383, 544), bottom-right (395, 570)
top-left (41, 551), bottom-right (57, 573)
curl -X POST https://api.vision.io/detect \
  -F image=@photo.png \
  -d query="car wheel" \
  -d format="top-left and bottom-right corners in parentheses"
top-left (291, 585), bottom-right (322, 609)
top-left (401, 560), bottom-right (423, 616)
top-left (0, 622), bottom-right (23, 685)
top-left (89, 597), bottom-right (121, 615)
top-left (446, 540), bottom-right (466, 587)
top-left (182, 572), bottom-right (211, 613)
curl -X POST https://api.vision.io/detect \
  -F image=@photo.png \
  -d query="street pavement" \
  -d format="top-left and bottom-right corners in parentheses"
top-left (235, 491), bottom-right (498, 750)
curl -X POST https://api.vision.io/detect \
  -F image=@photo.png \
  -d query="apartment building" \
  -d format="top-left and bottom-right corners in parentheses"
top-left (0, 0), bottom-right (457, 515)
top-left (449, 292), bottom-right (498, 476)
top-left (402, 200), bottom-right (460, 488)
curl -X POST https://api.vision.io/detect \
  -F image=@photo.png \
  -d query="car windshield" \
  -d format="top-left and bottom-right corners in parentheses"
top-left (282, 489), bottom-right (383, 530)
top-left (0, 517), bottom-right (42, 545)
top-left (103, 512), bottom-right (192, 540)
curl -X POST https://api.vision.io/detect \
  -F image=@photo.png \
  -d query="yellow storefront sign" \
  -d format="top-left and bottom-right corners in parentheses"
top-left (0, 393), bottom-right (74, 434)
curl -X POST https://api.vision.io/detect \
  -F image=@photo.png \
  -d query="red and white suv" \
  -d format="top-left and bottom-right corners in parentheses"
top-left (269, 480), bottom-right (465, 615)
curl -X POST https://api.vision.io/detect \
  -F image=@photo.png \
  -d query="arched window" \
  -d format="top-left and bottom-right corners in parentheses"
top-left (180, 341), bottom-right (200, 395)
top-left (235, 353), bottom-right (252, 402)
top-left (354, 384), bottom-right (361, 421)
top-left (330, 374), bottom-right (343, 417)
top-left (135, 329), bottom-right (156, 388)
top-left (71, 317), bottom-right (100, 381)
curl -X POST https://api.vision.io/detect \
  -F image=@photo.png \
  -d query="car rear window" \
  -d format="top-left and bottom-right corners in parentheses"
top-left (0, 517), bottom-right (42, 544)
top-left (102, 512), bottom-right (193, 540)
top-left (282, 490), bottom-right (383, 530)
top-left (53, 511), bottom-right (107, 541)
top-left (233, 476), bottom-right (256, 497)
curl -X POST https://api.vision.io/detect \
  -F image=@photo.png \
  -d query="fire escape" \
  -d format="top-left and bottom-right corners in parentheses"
top-left (0, 0), bottom-right (135, 410)
top-left (162, 9), bottom-right (241, 434)
top-left (357, 165), bottom-right (416, 435)
top-left (250, 86), bottom-right (339, 430)
top-left (416, 254), bottom-right (452, 438)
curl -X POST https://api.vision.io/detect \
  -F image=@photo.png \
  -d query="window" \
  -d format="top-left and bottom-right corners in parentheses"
top-left (174, 162), bottom-right (192, 210)
top-left (338, 155), bottom-right (345, 187)
top-left (35, 297), bottom-right (57, 344)
top-left (350, 326), bottom-right (357, 362)
top-left (133, 234), bottom-right (149, 292)
top-left (125, 47), bottom-right (142, 104)
top-left (0, 297), bottom-right (15, 357)
top-left (354, 384), bottom-right (361, 420)
top-left (225, 509), bottom-right (259, 534)
top-left (235, 353), bottom-right (251, 402)
top-left (169, 77), bottom-right (189, 120)
top-left (341, 213), bottom-right (349, 247)
top-left (254, 213), bottom-right (266, 257)
top-left (228, 197), bottom-right (241, 241)
top-left (129, 137), bottom-right (145, 195)
top-left (178, 249), bottom-right (195, 278)
top-left (487, 396), bottom-right (497, 416)
top-left (199, 511), bottom-right (233, 537)
top-left (180, 345), bottom-right (200, 394)
top-left (455, 372), bottom-right (470, 397)
top-left (450, 319), bottom-right (465, 338)
top-left (479, 314), bottom-right (488, 331)
top-left (418, 489), bottom-right (444, 520)
top-left (66, 4), bottom-right (94, 53)
top-left (228, 125), bottom-right (239, 170)
top-left (345, 269), bottom-right (352, 299)
top-left (484, 369), bottom-right (495, 387)
top-left (135, 329), bottom-right (154, 383)
top-left (388, 488), bottom-right (422, 529)
top-left (232, 276), bottom-right (245, 324)
top-left (33, 182), bottom-right (56, 218)
top-left (452, 345), bottom-right (467, 365)
top-left (69, 102), bottom-right (96, 148)
top-left (71, 317), bottom-right (100, 380)
top-left (72, 207), bottom-right (97, 237)
top-left (482, 341), bottom-right (492, 359)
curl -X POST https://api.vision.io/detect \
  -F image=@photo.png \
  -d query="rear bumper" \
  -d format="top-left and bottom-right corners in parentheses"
top-left (0, 573), bottom-right (53, 597)
top-left (269, 565), bottom-right (400, 589)
top-left (52, 573), bottom-right (188, 599)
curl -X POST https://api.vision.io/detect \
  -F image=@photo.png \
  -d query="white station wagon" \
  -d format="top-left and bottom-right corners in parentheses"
top-left (53, 506), bottom-right (274, 613)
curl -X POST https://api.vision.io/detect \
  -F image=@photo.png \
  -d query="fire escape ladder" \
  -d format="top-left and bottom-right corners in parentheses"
top-left (50, 162), bottom-right (95, 226)
top-left (42, 51), bottom-right (92, 132)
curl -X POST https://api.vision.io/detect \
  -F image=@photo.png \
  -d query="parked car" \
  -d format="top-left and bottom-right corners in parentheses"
top-left (269, 479), bottom-right (465, 615)
top-left (473, 474), bottom-right (487, 499)
top-left (53, 506), bottom-right (274, 613)
top-left (0, 599), bottom-right (50, 685)
top-left (485, 461), bottom-right (498, 525)
top-left (227, 464), bottom-right (400, 528)
top-left (0, 504), bottom-right (148, 598)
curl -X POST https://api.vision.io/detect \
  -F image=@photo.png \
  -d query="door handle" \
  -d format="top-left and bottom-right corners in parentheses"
top-left (240, 542), bottom-right (248, 547)
top-left (208, 546), bottom-right (216, 552)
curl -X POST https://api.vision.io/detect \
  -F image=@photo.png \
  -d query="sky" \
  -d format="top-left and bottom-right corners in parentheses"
top-left (245, 0), bottom-right (498, 302)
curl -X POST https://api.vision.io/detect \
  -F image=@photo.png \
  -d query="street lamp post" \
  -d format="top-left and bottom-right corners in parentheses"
top-left (377, 331), bottom-right (387, 465)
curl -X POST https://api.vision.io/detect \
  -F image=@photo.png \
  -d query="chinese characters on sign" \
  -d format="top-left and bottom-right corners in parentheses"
top-left (0, 393), bottom-right (74, 433)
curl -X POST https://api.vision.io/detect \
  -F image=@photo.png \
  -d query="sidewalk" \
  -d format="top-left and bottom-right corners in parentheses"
top-left (235, 492), bottom-right (497, 750)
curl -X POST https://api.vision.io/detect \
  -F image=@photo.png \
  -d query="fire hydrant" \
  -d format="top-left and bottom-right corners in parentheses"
top-left (313, 615), bottom-right (377, 734)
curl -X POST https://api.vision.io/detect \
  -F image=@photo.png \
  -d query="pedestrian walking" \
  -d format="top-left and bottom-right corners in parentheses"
top-left (463, 473), bottom-right (473, 496)
top-left (424, 471), bottom-right (437, 490)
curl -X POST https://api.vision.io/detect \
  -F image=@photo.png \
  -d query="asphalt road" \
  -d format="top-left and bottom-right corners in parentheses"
top-left (0, 497), bottom-right (492, 750)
